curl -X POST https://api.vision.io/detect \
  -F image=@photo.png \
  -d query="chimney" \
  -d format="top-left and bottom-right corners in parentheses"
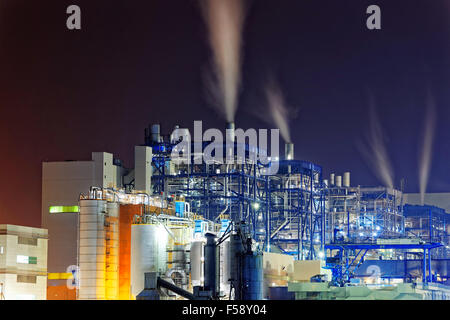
top-left (343, 172), bottom-right (350, 187)
top-left (335, 175), bottom-right (342, 188)
top-left (285, 143), bottom-right (294, 160)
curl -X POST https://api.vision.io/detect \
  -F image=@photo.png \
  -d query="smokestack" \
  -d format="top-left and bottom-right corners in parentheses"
top-left (330, 173), bottom-right (335, 186)
top-left (151, 124), bottom-right (161, 143)
top-left (335, 175), bottom-right (342, 188)
top-left (285, 143), bottom-right (294, 160)
top-left (226, 122), bottom-right (235, 143)
top-left (323, 179), bottom-right (329, 187)
top-left (343, 172), bottom-right (350, 188)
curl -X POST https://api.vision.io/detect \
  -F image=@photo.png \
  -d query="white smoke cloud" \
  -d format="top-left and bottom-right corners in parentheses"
top-left (200, 0), bottom-right (246, 122)
top-left (358, 97), bottom-right (394, 189)
top-left (265, 79), bottom-right (292, 143)
top-left (419, 90), bottom-right (436, 205)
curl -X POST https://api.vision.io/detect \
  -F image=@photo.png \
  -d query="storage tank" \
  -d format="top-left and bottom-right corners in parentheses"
top-left (242, 252), bottom-right (263, 300)
top-left (78, 199), bottom-right (107, 300)
top-left (190, 240), bottom-right (204, 287)
top-left (130, 224), bottom-right (168, 298)
top-left (203, 233), bottom-right (218, 296)
top-left (229, 233), bottom-right (244, 297)
top-left (219, 240), bottom-right (231, 296)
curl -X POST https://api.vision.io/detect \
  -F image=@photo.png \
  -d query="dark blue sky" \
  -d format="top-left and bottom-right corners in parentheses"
top-left (0, 0), bottom-right (449, 226)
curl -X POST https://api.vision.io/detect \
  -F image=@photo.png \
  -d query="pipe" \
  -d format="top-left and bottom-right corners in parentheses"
top-left (157, 277), bottom-right (197, 300)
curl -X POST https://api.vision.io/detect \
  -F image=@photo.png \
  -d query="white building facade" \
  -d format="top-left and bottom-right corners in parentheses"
top-left (0, 224), bottom-right (48, 300)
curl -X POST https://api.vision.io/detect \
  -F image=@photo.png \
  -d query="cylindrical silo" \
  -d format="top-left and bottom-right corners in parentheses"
top-left (130, 224), bottom-right (168, 298)
top-left (78, 199), bottom-right (107, 300)
top-left (190, 240), bottom-right (204, 287)
top-left (229, 233), bottom-right (245, 299)
top-left (203, 233), bottom-right (218, 296)
top-left (343, 172), bottom-right (351, 187)
top-left (242, 252), bottom-right (263, 300)
top-left (219, 240), bottom-right (231, 296)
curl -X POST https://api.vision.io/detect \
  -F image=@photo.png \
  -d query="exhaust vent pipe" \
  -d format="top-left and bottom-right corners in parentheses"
top-left (330, 173), bottom-right (335, 186)
top-left (335, 175), bottom-right (342, 188)
top-left (285, 143), bottom-right (294, 160)
top-left (343, 172), bottom-right (350, 187)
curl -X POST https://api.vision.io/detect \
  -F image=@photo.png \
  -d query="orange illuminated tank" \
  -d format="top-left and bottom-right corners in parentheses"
top-left (118, 204), bottom-right (144, 300)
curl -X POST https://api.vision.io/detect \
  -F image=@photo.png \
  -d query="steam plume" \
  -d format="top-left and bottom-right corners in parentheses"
top-left (265, 79), bottom-right (293, 143)
top-left (419, 91), bottom-right (436, 205)
top-left (359, 97), bottom-right (394, 189)
top-left (200, 0), bottom-right (246, 122)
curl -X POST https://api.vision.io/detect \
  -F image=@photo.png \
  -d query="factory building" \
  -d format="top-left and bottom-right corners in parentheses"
top-left (42, 148), bottom-right (152, 296)
top-left (41, 123), bottom-right (450, 300)
top-left (0, 225), bottom-right (48, 300)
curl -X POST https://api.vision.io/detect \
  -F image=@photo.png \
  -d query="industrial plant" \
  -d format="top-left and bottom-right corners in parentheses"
top-left (35, 122), bottom-right (450, 301)
top-left (1, 0), bottom-right (449, 303)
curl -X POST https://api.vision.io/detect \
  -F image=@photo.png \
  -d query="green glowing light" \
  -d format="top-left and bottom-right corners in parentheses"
top-left (49, 206), bottom-right (79, 214)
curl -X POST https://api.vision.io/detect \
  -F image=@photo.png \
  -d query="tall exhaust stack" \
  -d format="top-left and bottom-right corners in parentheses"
top-left (226, 122), bottom-right (235, 143)
top-left (226, 122), bottom-right (235, 162)
top-left (285, 143), bottom-right (294, 160)
top-left (336, 175), bottom-right (342, 188)
top-left (330, 173), bottom-right (335, 186)
top-left (343, 172), bottom-right (350, 188)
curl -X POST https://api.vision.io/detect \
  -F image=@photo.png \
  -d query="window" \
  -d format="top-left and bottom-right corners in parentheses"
top-left (18, 237), bottom-right (38, 246)
top-left (49, 205), bottom-right (79, 213)
top-left (17, 275), bottom-right (36, 284)
top-left (16, 255), bottom-right (37, 264)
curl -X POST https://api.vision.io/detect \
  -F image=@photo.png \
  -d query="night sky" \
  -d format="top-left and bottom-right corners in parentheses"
top-left (1, 0), bottom-right (450, 227)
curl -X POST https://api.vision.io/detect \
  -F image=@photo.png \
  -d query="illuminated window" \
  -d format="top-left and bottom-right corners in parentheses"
top-left (16, 255), bottom-right (37, 264)
top-left (49, 205), bottom-right (79, 214)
